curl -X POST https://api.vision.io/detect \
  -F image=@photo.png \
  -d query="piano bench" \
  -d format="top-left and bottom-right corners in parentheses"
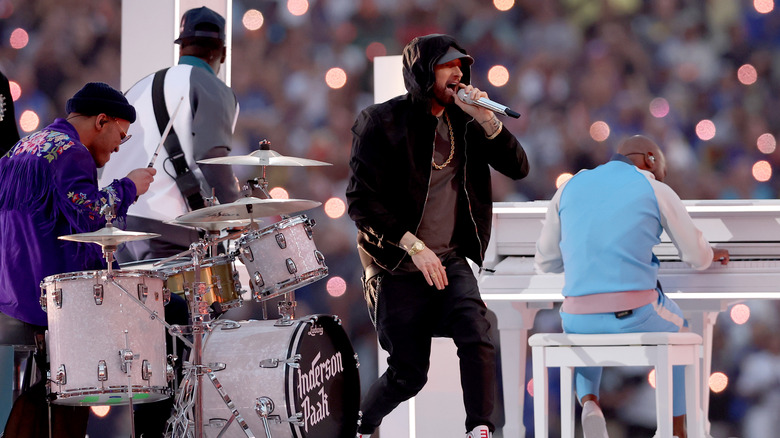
top-left (528, 332), bottom-right (703, 438)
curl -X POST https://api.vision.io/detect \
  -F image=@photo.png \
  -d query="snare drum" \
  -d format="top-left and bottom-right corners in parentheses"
top-left (237, 215), bottom-right (328, 302)
top-left (122, 255), bottom-right (243, 311)
top-left (197, 315), bottom-right (360, 437)
top-left (40, 270), bottom-right (170, 405)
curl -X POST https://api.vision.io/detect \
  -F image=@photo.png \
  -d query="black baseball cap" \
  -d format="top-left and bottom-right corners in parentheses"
top-left (174, 6), bottom-right (226, 44)
top-left (437, 46), bottom-right (474, 66)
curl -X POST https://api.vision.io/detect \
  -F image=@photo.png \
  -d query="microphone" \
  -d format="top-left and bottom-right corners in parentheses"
top-left (457, 89), bottom-right (520, 119)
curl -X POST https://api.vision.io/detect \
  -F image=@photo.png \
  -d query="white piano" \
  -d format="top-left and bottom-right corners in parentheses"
top-left (480, 199), bottom-right (780, 437)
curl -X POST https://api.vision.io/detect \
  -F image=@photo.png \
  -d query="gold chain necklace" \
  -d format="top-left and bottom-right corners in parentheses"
top-left (432, 112), bottom-right (455, 170)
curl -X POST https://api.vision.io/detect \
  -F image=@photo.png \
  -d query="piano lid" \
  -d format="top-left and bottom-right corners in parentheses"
top-left (486, 199), bottom-right (780, 265)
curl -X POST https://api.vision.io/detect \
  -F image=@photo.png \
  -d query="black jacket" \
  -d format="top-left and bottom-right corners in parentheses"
top-left (346, 34), bottom-right (529, 271)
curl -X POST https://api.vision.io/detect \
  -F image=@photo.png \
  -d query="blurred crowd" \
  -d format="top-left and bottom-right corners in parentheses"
top-left (2, 0), bottom-right (780, 436)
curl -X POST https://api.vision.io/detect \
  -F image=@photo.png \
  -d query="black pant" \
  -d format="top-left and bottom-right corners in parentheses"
top-left (357, 257), bottom-right (497, 434)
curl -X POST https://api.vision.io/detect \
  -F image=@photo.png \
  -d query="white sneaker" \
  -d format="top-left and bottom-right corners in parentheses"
top-left (581, 400), bottom-right (608, 438)
top-left (356, 434), bottom-right (371, 438)
top-left (466, 425), bottom-right (491, 438)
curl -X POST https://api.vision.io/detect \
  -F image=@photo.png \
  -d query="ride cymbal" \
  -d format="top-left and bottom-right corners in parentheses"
top-left (197, 149), bottom-right (332, 167)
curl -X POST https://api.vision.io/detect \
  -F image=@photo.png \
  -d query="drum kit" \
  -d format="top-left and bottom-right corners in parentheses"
top-left (37, 143), bottom-right (361, 438)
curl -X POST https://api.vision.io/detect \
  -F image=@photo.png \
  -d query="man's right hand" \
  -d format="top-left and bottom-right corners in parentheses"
top-left (126, 168), bottom-right (156, 196)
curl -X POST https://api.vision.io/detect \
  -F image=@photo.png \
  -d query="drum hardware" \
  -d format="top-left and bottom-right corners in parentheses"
top-left (258, 353), bottom-right (301, 369)
top-left (93, 283), bottom-right (104, 305)
top-left (275, 295), bottom-right (296, 326)
top-left (205, 369), bottom-right (256, 438)
top-left (255, 396), bottom-right (278, 438)
top-left (188, 242), bottom-right (209, 438)
top-left (97, 360), bottom-right (108, 381)
top-left (121, 330), bottom-right (139, 438)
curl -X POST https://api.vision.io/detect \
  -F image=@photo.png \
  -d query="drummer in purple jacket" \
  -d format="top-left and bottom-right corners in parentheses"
top-left (0, 82), bottom-right (154, 433)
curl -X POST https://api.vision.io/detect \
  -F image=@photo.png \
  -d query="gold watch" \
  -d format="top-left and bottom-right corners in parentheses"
top-left (407, 240), bottom-right (426, 256)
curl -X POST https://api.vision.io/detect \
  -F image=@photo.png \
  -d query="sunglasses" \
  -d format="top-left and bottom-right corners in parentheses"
top-left (112, 118), bottom-right (132, 145)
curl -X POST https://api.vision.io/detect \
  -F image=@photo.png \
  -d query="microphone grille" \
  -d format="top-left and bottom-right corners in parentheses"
top-left (456, 88), bottom-right (474, 104)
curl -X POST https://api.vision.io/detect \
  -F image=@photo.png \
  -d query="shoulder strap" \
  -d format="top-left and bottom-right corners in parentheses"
top-left (151, 68), bottom-right (205, 211)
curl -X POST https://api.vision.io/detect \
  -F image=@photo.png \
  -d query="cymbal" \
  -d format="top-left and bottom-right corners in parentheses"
top-left (197, 149), bottom-right (332, 167)
top-left (174, 197), bottom-right (321, 223)
top-left (164, 218), bottom-right (254, 232)
top-left (59, 225), bottom-right (160, 246)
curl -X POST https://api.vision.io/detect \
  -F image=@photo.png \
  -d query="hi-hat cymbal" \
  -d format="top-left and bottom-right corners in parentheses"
top-left (164, 218), bottom-right (254, 232)
top-left (59, 225), bottom-right (160, 246)
top-left (174, 197), bottom-right (321, 223)
top-left (197, 149), bottom-right (332, 167)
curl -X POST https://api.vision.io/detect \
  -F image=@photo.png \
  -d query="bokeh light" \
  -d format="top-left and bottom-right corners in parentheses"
top-left (487, 65), bottom-right (510, 87)
top-left (757, 133), bottom-right (776, 154)
top-left (589, 121), bottom-right (610, 142)
top-left (19, 109), bottom-right (39, 132)
top-left (0, 0), bottom-right (14, 20)
top-left (555, 172), bottom-right (573, 189)
top-left (737, 64), bottom-right (758, 85)
top-left (648, 369), bottom-right (656, 389)
top-left (649, 97), bottom-right (670, 118)
top-left (9, 27), bottom-right (28, 49)
top-left (8, 81), bottom-right (20, 101)
top-left (752, 160), bottom-right (772, 182)
top-left (242, 9), bottom-right (264, 31)
top-left (325, 67), bottom-right (347, 89)
top-left (326, 276), bottom-right (347, 297)
top-left (324, 197), bottom-right (346, 219)
top-left (287, 0), bottom-right (309, 16)
top-left (527, 378), bottom-right (534, 397)
top-left (494, 0), bottom-right (515, 11)
top-left (365, 42), bottom-right (387, 61)
top-left (695, 119), bottom-right (716, 141)
top-left (91, 406), bottom-right (110, 417)
top-left (710, 372), bottom-right (729, 393)
top-left (754, 0), bottom-right (774, 14)
top-left (269, 187), bottom-right (289, 199)
top-left (730, 304), bottom-right (751, 325)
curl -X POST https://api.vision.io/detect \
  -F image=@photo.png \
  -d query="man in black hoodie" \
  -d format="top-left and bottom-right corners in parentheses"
top-left (347, 34), bottom-right (530, 438)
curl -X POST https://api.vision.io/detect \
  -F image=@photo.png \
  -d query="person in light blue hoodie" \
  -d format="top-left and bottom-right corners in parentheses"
top-left (535, 135), bottom-right (729, 438)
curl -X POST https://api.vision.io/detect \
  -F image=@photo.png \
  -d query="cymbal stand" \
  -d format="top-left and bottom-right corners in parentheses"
top-left (189, 242), bottom-right (209, 438)
top-left (242, 140), bottom-right (273, 199)
top-left (244, 175), bottom-right (271, 200)
top-left (101, 244), bottom-right (195, 437)
top-left (121, 330), bottom-right (137, 438)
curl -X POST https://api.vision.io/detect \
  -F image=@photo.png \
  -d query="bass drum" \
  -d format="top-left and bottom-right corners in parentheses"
top-left (199, 315), bottom-right (360, 437)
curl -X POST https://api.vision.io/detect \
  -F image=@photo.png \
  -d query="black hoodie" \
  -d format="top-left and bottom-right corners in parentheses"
top-left (347, 34), bottom-right (529, 271)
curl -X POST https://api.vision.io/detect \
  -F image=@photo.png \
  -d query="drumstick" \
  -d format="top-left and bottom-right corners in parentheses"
top-left (147, 96), bottom-right (185, 168)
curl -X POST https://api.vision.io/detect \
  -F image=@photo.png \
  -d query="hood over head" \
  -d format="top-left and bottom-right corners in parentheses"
top-left (402, 34), bottom-right (472, 104)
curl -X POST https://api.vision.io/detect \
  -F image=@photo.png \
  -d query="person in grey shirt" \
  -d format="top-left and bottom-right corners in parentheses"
top-left (100, 6), bottom-right (240, 261)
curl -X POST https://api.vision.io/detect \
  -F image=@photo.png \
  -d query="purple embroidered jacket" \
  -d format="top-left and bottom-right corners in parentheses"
top-left (0, 118), bottom-right (137, 326)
